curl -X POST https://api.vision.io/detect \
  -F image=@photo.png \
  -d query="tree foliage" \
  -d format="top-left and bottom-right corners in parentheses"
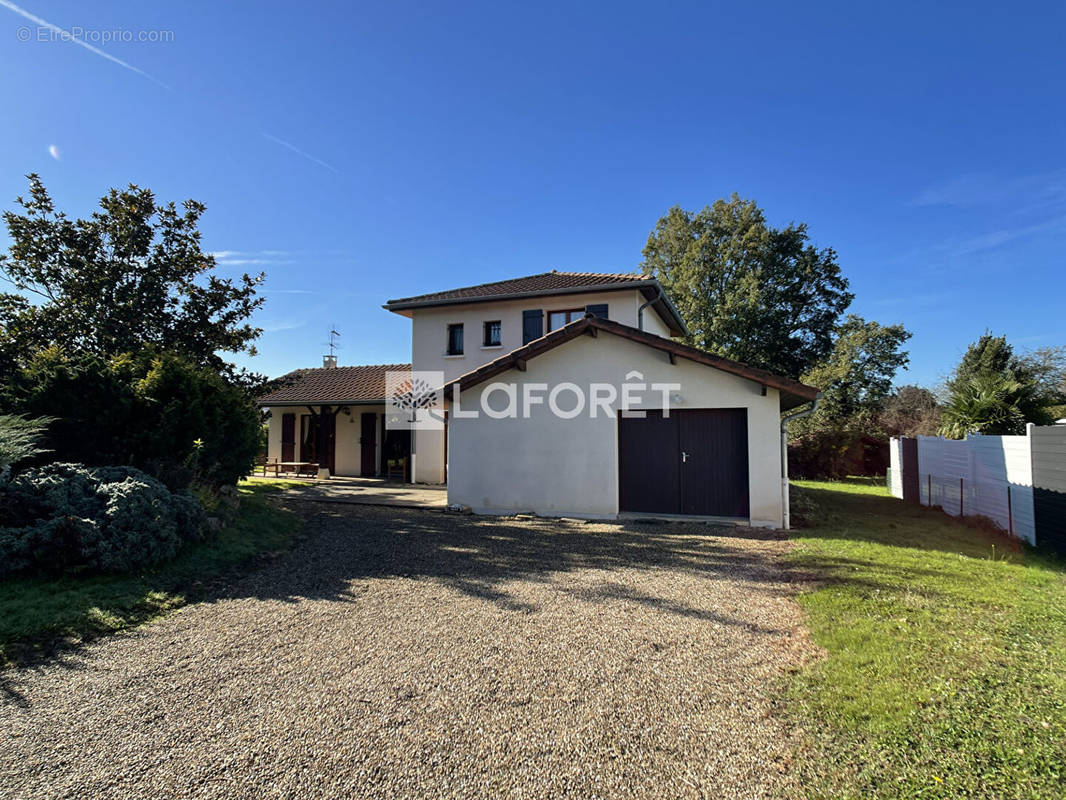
top-left (2, 349), bottom-right (260, 487)
top-left (878, 385), bottom-right (941, 438)
top-left (939, 334), bottom-right (1053, 437)
top-left (0, 174), bottom-right (264, 375)
top-left (640, 195), bottom-right (854, 378)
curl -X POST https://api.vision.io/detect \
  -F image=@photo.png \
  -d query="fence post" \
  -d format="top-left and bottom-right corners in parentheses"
top-left (960, 477), bottom-right (964, 517)
top-left (1007, 485), bottom-right (1013, 537)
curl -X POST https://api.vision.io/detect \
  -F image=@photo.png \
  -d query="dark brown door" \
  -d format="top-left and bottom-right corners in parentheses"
top-left (360, 412), bottom-right (377, 476)
top-left (618, 409), bottom-right (749, 518)
top-left (901, 437), bottom-right (920, 503)
top-left (618, 410), bottom-right (681, 513)
top-left (320, 412), bottom-right (336, 474)
top-left (679, 409), bottom-right (749, 517)
top-left (281, 413), bottom-right (295, 462)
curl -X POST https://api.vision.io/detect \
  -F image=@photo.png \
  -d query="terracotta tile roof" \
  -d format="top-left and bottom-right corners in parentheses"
top-left (444, 316), bottom-right (821, 411)
top-left (384, 270), bottom-right (655, 308)
top-left (258, 363), bottom-right (410, 406)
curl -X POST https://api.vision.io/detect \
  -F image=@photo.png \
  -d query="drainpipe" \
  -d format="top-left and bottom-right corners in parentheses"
top-left (780, 393), bottom-right (822, 530)
top-left (637, 282), bottom-right (666, 331)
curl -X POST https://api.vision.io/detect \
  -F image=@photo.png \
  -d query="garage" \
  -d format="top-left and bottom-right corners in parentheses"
top-left (618, 409), bottom-right (749, 518)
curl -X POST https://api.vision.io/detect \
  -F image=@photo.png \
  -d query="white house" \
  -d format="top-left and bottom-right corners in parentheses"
top-left (259, 270), bottom-right (819, 527)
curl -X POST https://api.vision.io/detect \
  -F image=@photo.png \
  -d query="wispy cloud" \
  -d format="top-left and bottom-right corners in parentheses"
top-left (951, 215), bottom-right (1066, 256)
top-left (261, 132), bottom-right (340, 174)
top-left (261, 320), bottom-right (306, 333)
top-left (913, 169), bottom-right (1066, 208)
top-left (0, 0), bottom-right (170, 89)
top-left (209, 250), bottom-right (296, 267)
top-left (47, 144), bottom-right (60, 160)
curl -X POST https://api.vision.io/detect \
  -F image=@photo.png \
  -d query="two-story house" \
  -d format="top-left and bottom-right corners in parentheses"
top-left (259, 270), bottom-right (819, 527)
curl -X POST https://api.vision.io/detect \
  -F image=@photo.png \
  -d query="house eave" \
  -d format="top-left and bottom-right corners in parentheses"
top-left (383, 280), bottom-right (687, 337)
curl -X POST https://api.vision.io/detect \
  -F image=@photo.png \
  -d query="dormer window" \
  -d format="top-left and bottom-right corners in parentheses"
top-left (483, 320), bottom-right (502, 347)
top-left (446, 323), bottom-right (464, 355)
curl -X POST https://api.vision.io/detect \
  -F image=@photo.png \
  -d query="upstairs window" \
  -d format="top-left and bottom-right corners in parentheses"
top-left (446, 323), bottom-right (464, 355)
top-left (547, 308), bottom-right (584, 331)
top-left (483, 320), bottom-right (502, 347)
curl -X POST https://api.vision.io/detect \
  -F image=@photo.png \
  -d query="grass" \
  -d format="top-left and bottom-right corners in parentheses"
top-left (0, 480), bottom-right (300, 666)
top-left (786, 478), bottom-right (1066, 799)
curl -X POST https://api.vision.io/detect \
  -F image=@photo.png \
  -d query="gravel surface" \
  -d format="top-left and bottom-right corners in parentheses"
top-left (1, 503), bottom-right (816, 799)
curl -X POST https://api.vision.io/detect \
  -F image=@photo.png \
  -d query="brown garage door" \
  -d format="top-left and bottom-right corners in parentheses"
top-left (618, 408), bottom-right (749, 518)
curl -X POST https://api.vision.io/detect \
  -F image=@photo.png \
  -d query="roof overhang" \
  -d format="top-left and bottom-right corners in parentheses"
top-left (257, 398), bottom-right (386, 408)
top-left (444, 316), bottom-right (819, 411)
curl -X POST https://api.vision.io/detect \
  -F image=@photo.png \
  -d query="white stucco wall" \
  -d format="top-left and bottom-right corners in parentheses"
top-left (446, 332), bottom-right (784, 526)
top-left (408, 288), bottom-right (678, 383)
top-left (265, 405), bottom-right (384, 477)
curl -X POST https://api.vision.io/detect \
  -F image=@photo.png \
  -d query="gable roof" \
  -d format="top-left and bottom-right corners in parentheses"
top-left (383, 270), bottom-right (688, 336)
top-left (444, 316), bottom-right (820, 411)
top-left (258, 363), bottom-right (410, 406)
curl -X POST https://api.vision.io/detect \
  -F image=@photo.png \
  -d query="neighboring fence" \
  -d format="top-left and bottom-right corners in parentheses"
top-left (1032, 425), bottom-right (1066, 553)
top-left (888, 425), bottom-right (1066, 550)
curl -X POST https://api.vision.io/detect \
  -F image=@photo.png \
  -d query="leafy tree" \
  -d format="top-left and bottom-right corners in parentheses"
top-left (640, 195), bottom-right (853, 378)
top-left (878, 385), bottom-right (941, 437)
top-left (789, 315), bottom-right (911, 478)
top-left (2, 349), bottom-right (260, 486)
top-left (0, 174), bottom-right (264, 374)
top-left (939, 334), bottom-right (1053, 437)
top-left (939, 373), bottom-right (1034, 438)
top-left (799, 315), bottom-right (912, 423)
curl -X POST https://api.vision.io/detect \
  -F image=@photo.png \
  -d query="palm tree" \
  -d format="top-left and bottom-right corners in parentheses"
top-left (938, 374), bottom-right (1030, 438)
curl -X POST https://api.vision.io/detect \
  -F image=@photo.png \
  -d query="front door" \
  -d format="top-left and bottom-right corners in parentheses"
top-left (618, 408), bottom-right (749, 517)
top-left (360, 412), bottom-right (377, 476)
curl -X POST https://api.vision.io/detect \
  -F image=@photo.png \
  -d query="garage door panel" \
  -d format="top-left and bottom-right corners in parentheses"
top-left (679, 409), bottom-right (749, 517)
top-left (618, 410), bottom-right (680, 513)
top-left (618, 408), bottom-right (749, 518)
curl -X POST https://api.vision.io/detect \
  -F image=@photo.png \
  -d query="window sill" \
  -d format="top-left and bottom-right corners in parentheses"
top-left (480, 344), bottom-right (503, 350)
top-left (443, 354), bottom-right (466, 359)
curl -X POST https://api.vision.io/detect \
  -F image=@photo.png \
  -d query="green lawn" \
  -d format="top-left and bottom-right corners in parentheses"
top-left (0, 480), bottom-right (300, 666)
top-left (787, 478), bottom-right (1066, 799)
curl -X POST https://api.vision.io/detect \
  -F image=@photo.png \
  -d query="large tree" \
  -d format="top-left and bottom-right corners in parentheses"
top-left (640, 195), bottom-right (854, 378)
top-left (878, 385), bottom-right (941, 437)
top-left (798, 314), bottom-right (912, 424)
top-left (939, 334), bottom-right (1053, 437)
top-left (0, 174), bottom-right (264, 374)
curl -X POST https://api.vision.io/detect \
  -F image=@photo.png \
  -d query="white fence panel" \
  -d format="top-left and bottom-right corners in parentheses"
top-left (888, 437), bottom-right (903, 499)
top-left (914, 431), bottom-right (1036, 543)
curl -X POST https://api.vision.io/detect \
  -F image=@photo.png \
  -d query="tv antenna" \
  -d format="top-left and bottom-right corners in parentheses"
top-left (326, 326), bottom-right (341, 357)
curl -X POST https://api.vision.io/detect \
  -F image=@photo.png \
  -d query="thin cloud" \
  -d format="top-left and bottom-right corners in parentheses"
top-left (0, 0), bottom-right (170, 89)
top-left (48, 144), bottom-right (60, 160)
top-left (913, 169), bottom-right (1066, 208)
top-left (261, 320), bottom-right (306, 333)
top-left (261, 132), bottom-right (340, 174)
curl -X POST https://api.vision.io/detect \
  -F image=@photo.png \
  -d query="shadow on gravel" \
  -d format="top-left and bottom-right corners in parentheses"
top-left (3, 502), bottom-right (800, 691)
top-left (216, 502), bottom-right (797, 618)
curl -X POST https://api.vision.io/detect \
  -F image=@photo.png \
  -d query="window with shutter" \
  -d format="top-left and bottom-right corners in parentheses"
top-left (585, 303), bottom-right (608, 320)
top-left (522, 309), bottom-right (543, 344)
top-left (446, 323), bottom-right (464, 355)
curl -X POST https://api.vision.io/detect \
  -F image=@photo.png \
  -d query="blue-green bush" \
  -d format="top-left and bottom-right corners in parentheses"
top-left (0, 463), bottom-right (204, 577)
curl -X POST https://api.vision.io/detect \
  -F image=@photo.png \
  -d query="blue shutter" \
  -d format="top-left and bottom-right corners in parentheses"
top-left (522, 309), bottom-right (543, 344)
top-left (585, 303), bottom-right (608, 320)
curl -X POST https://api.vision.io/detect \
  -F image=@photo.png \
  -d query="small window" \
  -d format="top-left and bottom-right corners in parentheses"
top-left (548, 308), bottom-right (584, 331)
top-left (446, 323), bottom-right (464, 355)
top-left (483, 320), bottom-right (502, 347)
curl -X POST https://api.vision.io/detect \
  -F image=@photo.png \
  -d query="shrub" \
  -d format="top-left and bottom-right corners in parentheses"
top-left (0, 414), bottom-right (53, 475)
top-left (2, 349), bottom-right (260, 488)
top-left (0, 463), bottom-right (205, 577)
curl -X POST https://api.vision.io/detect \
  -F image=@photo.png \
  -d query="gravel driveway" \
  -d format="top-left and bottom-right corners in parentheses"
top-left (1, 502), bottom-right (815, 799)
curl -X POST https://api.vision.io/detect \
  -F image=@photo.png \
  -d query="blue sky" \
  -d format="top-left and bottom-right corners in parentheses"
top-left (2, 0), bottom-right (1063, 386)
